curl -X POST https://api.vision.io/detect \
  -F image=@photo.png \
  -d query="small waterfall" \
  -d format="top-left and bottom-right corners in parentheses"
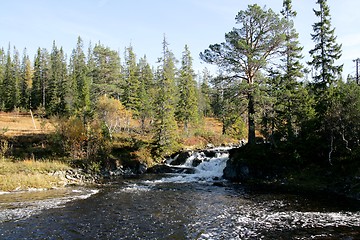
top-left (155, 147), bottom-right (231, 183)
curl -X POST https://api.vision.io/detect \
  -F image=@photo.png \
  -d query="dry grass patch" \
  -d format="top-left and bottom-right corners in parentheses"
top-left (0, 159), bottom-right (70, 191)
top-left (0, 112), bottom-right (54, 136)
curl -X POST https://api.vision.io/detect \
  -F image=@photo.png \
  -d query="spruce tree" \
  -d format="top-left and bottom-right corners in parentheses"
top-left (0, 48), bottom-right (5, 109)
top-left (198, 68), bottom-right (212, 118)
top-left (48, 42), bottom-right (68, 115)
top-left (69, 36), bottom-right (91, 116)
top-left (176, 45), bottom-right (198, 133)
top-left (307, 0), bottom-right (343, 164)
top-left (2, 46), bottom-right (16, 111)
top-left (153, 36), bottom-right (179, 158)
top-left (308, 0), bottom-right (342, 113)
top-left (19, 49), bottom-right (32, 109)
top-left (12, 47), bottom-right (21, 109)
top-left (122, 45), bottom-right (140, 115)
top-left (31, 48), bottom-right (43, 110)
top-left (138, 55), bottom-right (154, 131)
top-left (266, 0), bottom-right (313, 142)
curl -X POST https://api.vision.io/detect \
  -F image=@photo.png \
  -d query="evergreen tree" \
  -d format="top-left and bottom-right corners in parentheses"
top-left (307, 0), bottom-right (343, 164)
top-left (92, 42), bottom-right (122, 98)
top-left (264, 0), bottom-right (314, 143)
top-left (122, 45), bottom-right (140, 115)
top-left (176, 45), bottom-right (198, 133)
top-left (12, 47), bottom-right (21, 109)
top-left (201, 5), bottom-right (288, 144)
top-left (0, 48), bottom-right (5, 109)
top-left (48, 41), bottom-right (68, 115)
top-left (152, 36), bottom-right (179, 158)
top-left (31, 48), bottom-right (42, 109)
top-left (19, 49), bottom-right (32, 109)
top-left (198, 68), bottom-right (212, 118)
top-left (138, 55), bottom-right (154, 131)
top-left (69, 36), bottom-right (91, 116)
top-left (308, 0), bottom-right (342, 113)
top-left (2, 46), bottom-right (16, 111)
top-left (31, 48), bottom-right (50, 111)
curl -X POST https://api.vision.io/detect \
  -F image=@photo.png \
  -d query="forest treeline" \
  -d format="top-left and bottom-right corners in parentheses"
top-left (1, 0), bottom-right (360, 171)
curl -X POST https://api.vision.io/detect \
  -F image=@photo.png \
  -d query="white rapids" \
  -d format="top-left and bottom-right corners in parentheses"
top-left (152, 147), bottom-right (230, 184)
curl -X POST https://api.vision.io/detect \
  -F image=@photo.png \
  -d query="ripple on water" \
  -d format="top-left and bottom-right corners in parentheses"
top-left (0, 188), bottom-right (99, 223)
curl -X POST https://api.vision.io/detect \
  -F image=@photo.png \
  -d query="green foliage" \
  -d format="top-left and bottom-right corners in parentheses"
top-left (176, 45), bottom-right (199, 133)
top-left (137, 55), bottom-right (155, 131)
top-left (152, 36), bottom-right (179, 159)
top-left (198, 68), bottom-right (213, 118)
top-left (69, 36), bottom-right (91, 115)
top-left (2, 47), bottom-right (16, 111)
top-left (91, 42), bottom-right (122, 98)
top-left (122, 45), bottom-right (141, 115)
top-left (308, 0), bottom-right (343, 115)
top-left (200, 4), bottom-right (289, 144)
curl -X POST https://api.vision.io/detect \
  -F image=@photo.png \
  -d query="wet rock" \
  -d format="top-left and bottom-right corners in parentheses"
top-left (203, 150), bottom-right (216, 158)
top-left (169, 151), bottom-right (192, 166)
top-left (146, 165), bottom-right (195, 174)
top-left (192, 158), bottom-right (202, 167)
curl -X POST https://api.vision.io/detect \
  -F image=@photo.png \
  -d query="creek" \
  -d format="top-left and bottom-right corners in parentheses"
top-left (0, 148), bottom-right (359, 239)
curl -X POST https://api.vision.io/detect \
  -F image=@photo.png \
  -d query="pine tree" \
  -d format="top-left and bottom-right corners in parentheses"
top-left (92, 42), bottom-right (122, 98)
top-left (201, 5), bottom-right (288, 144)
top-left (308, 0), bottom-right (342, 113)
top-left (48, 41), bottom-right (68, 115)
top-left (122, 45), bottom-right (140, 115)
top-left (307, 0), bottom-right (343, 164)
top-left (2, 46), bottom-right (16, 111)
top-left (19, 49), bottom-right (32, 109)
top-left (0, 48), bottom-right (5, 109)
top-left (152, 36), bottom-right (179, 158)
top-left (69, 36), bottom-right (91, 116)
top-left (176, 45), bottom-right (198, 133)
top-left (138, 55), bottom-right (154, 131)
top-left (31, 48), bottom-right (42, 109)
top-left (12, 47), bottom-right (21, 109)
top-left (265, 0), bottom-right (313, 142)
top-left (31, 48), bottom-right (49, 112)
top-left (198, 68), bottom-right (212, 118)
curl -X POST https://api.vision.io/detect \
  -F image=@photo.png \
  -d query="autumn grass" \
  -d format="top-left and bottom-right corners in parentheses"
top-left (0, 158), bottom-right (70, 192)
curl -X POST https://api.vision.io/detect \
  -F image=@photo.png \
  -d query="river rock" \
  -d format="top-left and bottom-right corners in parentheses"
top-left (146, 165), bottom-right (195, 174)
top-left (169, 151), bottom-right (192, 166)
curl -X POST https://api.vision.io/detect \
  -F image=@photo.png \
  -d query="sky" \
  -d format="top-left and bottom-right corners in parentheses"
top-left (1, 0), bottom-right (360, 78)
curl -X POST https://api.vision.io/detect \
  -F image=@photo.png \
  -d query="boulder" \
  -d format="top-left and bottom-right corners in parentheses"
top-left (147, 164), bottom-right (195, 174)
top-left (169, 151), bottom-right (192, 166)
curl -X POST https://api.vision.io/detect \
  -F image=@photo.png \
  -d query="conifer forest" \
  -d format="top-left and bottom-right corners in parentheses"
top-left (0, 0), bottom-right (360, 174)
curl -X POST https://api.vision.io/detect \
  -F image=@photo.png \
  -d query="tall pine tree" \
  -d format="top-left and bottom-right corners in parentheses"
top-left (19, 49), bottom-right (32, 109)
top-left (138, 55), bottom-right (154, 131)
top-left (308, 0), bottom-right (343, 164)
top-left (2, 45), bottom-right (16, 111)
top-left (308, 0), bottom-right (342, 113)
top-left (69, 36), bottom-right (91, 116)
top-left (176, 45), bottom-right (198, 133)
top-left (122, 45), bottom-right (140, 115)
top-left (153, 36), bottom-right (179, 158)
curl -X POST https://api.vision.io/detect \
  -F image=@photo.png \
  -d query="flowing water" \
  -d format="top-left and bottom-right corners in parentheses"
top-left (0, 148), bottom-right (359, 239)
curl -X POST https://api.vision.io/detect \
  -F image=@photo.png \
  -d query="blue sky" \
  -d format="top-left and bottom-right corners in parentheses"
top-left (1, 0), bottom-right (360, 77)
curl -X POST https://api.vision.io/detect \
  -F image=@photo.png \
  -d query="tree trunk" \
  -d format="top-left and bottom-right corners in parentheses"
top-left (248, 92), bottom-right (256, 145)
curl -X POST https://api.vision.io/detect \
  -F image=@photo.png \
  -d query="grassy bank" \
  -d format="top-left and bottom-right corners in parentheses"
top-left (0, 159), bottom-right (70, 192)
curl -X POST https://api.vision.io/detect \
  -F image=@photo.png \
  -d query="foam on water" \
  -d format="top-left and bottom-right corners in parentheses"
top-left (150, 151), bottom-right (229, 184)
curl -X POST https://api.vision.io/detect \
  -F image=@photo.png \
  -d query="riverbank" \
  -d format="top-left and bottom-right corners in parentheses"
top-left (223, 144), bottom-right (360, 201)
